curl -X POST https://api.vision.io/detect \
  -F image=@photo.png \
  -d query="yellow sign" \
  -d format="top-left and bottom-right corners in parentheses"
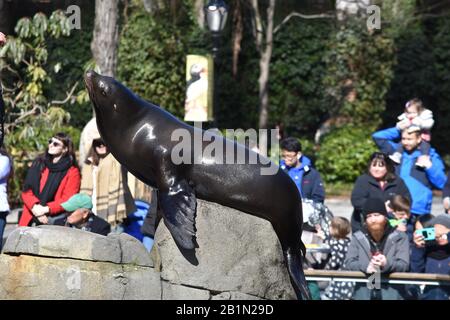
top-left (184, 55), bottom-right (214, 122)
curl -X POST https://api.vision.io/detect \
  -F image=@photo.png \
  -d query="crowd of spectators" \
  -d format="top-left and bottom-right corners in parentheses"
top-left (280, 98), bottom-right (449, 300)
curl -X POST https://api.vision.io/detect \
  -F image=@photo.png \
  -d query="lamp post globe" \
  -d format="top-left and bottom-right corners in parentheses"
top-left (204, 0), bottom-right (228, 57)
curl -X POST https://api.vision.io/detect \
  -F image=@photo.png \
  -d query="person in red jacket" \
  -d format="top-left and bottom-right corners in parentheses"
top-left (19, 132), bottom-right (81, 226)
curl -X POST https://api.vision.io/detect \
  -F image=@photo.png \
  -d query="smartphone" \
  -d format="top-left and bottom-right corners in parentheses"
top-left (415, 227), bottom-right (435, 241)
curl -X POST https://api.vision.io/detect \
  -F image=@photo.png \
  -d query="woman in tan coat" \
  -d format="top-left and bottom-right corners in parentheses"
top-left (80, 131), bottom-right (135, 230)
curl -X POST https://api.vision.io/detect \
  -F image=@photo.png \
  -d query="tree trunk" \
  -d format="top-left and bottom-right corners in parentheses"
top-left (194, 0), bottom-right (205, 29)
top-left (253, 0), bottom-right (275, 156)
top-left (231, 0), bottom-right (243, 77)
top-left (91, 0), bottom-right (119, 77)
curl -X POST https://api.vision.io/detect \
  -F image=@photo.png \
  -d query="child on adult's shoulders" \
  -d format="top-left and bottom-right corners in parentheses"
top-left (389, 98), bottom-right (434, 168)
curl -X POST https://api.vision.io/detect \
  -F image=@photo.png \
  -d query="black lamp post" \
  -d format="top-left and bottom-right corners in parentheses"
top-left (204, 0), bottom-right (228, 126)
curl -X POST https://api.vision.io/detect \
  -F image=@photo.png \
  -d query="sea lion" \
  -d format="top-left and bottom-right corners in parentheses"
top-left (84, 70), bottom-right (311, 300)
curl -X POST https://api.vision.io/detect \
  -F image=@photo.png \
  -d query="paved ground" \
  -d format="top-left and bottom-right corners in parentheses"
top-left (325, 196), bottom-right (445, 221)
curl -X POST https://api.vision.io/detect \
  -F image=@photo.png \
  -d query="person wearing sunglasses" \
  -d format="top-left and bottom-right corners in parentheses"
top-left (19, 133), bottom-right (81, 226)
top-left (80, 130), bottom-right (135, 232)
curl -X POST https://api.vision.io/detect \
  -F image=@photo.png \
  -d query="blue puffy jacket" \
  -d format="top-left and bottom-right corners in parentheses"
top-left (280, 155), bottom-right (325, 203)
top-left (372, 127), bottom-right (447, 215)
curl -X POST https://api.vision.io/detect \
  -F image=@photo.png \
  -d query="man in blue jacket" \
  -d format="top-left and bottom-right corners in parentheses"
top-left (372, 127), bottom-right (447, 217)
top-left (279, 137), bottom-right (325, 203)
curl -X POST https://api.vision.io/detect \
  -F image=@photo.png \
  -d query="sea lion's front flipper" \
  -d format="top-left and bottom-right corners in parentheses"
top-left (159, 180), bottom-right (197, 250)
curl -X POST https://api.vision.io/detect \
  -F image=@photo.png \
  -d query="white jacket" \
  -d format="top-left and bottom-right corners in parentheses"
top-left (0, 154), bottom-right (11, 212)
top-left (397, 108), bottom-right (434, 132)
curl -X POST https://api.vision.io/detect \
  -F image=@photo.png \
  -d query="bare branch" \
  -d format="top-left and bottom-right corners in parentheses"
top-left (250, 0), bottom-right (263, 53)
top-left (274, 11), bottom-right (335, 34)
top-left (5, 105), bottom-right (42, 131)
top-left (50, 81), bottom-right (79, 105)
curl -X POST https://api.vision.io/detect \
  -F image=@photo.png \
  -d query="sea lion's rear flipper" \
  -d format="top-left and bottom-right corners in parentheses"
top-left (159, 180), bottom-right (197, 250)
top-left (285, 248), bottom-right (312, 300)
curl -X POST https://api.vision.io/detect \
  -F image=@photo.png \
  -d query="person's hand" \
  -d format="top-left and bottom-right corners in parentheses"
top-left (315, 224), bottom-right (325, 240)
top-left (0, 32), bottom-right (6, 46)
top-left (443, 197), bottom-right (450, 213)
top-left (416, 155), bottom-right (432, 169)
top-left (413, 231), bottom-right (425, 248)
top-left (385, 200), bottom-right (392, 213)
top-left (366, 262), bottom-right (378, 274)
top-left (32, 204), bottom-right (49, 217)
top-left (37, 215), bottom-right (49, 225)
top-left (396, 118), bottom-right (410, 130)
top-left (31, 204), bottom-right (41, 216)
top-left (371, 254), bottom-right (387, 268)
top-left (396, 223), bottom-right (407, 232)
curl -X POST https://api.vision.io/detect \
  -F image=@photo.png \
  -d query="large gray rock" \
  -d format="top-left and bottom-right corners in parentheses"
top-left (154, 199), bottom-right (296, 300)
top-left (0, 225), bottom-right (158, 299)
top-left (3, 226), bottom-right (121, 263)
top-left (162, 281), bottom-right (210, 300)
top-left (3, 226), bottom-right (152, 267)
top-left (0, 254), bottom-right (160, 300)
top-left (211, 292), bottom-right (263, 300)
top-left (0, 199), bottom-right (297, 300)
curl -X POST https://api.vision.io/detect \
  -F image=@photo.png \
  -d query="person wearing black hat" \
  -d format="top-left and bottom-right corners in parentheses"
top-left (345, 197), bottom-right (410, 300)
top-left (413, 214), bottom-right (450, 300)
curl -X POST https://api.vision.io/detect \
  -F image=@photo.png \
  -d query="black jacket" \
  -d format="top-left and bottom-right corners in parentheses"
top-left (351, 173), bottom-right (411, 232)
top-left (55, 213), bottom-right (111, 236)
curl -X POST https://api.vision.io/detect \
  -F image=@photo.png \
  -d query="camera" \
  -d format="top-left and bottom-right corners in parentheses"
top-left (415, 227), bottom-right (435, 241)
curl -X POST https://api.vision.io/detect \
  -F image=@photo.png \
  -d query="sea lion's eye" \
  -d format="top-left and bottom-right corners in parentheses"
top-left (101, 90), bottom-right (106, 96)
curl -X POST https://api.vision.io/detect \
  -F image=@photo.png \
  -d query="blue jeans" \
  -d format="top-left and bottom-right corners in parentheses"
top-left (0, 211), bottom-right (8, 251)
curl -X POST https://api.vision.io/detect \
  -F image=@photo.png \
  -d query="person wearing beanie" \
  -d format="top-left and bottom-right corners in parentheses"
top-left (413, 214), bottom-right (450, 300)
top-left (345, 197), bottom-right (410, 300)
top-left (54, 193), bottom-right (111, 236)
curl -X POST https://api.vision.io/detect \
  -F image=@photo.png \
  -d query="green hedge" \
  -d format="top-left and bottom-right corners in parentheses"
top-left (315, 126), bottom-right (377, 184)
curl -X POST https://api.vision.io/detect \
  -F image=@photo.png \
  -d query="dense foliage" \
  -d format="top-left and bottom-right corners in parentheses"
top-left (2, 1), bottom-right (449, 205)
top-left (315, 126), bottom-right (377, 184)
top-left (0, 11), bottom-right (83, 205)
top-left (117, 1), bottom-right (200, 119)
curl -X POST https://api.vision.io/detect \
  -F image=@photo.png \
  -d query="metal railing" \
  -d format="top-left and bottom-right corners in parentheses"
top-left (305, 269), bottom-right (450, 286)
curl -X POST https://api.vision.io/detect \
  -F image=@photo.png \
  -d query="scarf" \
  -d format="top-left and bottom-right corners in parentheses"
top-left (427, 242), bottom-right (450, 260)
top-left (80, 153), bottom-right (133, 226)
top-left (23, 154), bottom-right (72, 205)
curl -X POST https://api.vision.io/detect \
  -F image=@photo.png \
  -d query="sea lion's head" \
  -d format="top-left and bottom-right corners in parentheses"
top-left (84, 70), bottom-right (141, 120)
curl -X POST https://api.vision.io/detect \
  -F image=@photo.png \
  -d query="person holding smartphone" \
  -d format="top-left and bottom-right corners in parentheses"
top-left (412, 214), bottom-right (450, 300)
